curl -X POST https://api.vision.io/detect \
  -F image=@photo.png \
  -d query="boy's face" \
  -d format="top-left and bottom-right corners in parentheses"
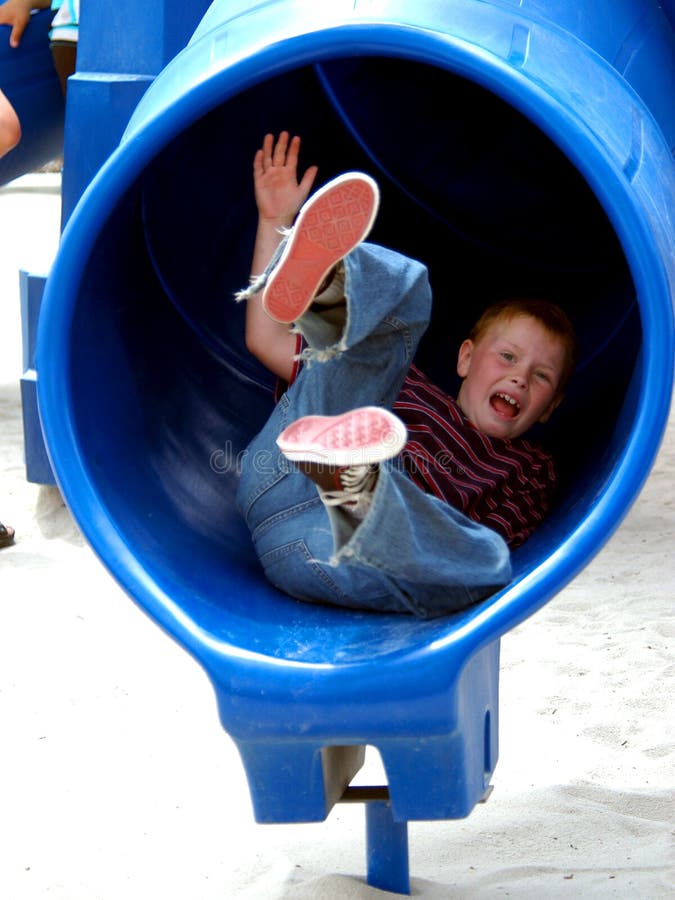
top-left (456, 314), bottom-right (566, 441)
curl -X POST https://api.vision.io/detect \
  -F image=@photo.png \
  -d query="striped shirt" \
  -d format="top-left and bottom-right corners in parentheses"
top-left (393, 365), bottom-right (557, 547)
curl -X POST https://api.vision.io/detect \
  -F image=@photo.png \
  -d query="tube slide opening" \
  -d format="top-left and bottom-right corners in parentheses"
top-left (39, 21), bottom-right (673, 660)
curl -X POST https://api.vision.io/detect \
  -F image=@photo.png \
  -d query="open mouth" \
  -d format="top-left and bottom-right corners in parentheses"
top-left (490, 391), bottom-right (520, 419)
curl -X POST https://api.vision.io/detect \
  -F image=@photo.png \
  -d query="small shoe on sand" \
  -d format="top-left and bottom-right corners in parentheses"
top-left (0, 522), bottom-right (15, 548)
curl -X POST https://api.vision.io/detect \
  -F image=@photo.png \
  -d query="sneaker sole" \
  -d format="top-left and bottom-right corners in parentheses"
top-left (262, 172), bottom-right (380, 324)
top-left (276, 406), bottom-right (407, 466)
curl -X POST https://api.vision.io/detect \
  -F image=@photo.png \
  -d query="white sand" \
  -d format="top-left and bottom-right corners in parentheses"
top-left (0, 174), bottom-right (673, 899)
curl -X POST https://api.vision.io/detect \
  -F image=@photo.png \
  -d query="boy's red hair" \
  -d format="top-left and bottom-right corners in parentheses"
top-left (469, 298), bottom-right (577, 389)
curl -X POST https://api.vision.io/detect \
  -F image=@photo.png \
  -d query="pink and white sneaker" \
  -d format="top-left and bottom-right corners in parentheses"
top-left (276, 406), bottom-right (406, 466)
top-left (262, 172), bottom-right (380, 324)
top-left (276, 406), bottom-right (406, 519)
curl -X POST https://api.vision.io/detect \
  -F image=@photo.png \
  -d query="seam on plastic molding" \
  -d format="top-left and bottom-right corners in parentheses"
top-left (508, 23), bottom-right (531, 68)
top-left (623, 106), bottom-right (644, 182)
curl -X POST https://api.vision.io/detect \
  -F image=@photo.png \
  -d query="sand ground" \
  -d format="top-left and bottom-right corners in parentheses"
top-left (0, 174), bottom-right (673, 898)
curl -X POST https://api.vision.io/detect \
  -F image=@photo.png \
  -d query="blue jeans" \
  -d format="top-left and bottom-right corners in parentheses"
top-left (236, 243), bottom-right (511, 617)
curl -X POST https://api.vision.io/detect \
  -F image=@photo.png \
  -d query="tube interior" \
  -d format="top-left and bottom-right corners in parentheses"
top-left (66, 58), bottom-right (638, 644)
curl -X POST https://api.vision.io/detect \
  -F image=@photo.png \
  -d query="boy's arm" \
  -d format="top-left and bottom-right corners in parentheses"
top-left (244, 132), bottom-right (318, 381)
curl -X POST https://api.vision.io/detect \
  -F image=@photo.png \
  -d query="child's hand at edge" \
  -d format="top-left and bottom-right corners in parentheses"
top-left (253, 131), bottom-right (318, 229)
top-left (244, 132), bottom-right (318, 381)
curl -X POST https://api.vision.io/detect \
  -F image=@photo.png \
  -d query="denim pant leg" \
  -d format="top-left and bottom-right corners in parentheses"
top-left (239, 424), bottom-right (511, 618)
top-left (331, 462), bottom-right (511, 617)
top-left (290, 242), bottom-right (433, 413)
top-left (237, 242), bottom-right (511, 617)
top-left (239, 393), bottom-right (419, 615)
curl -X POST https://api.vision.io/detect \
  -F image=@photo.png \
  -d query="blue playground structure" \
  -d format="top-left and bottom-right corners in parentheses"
top-left (25, 0), bottom-right (675, 893)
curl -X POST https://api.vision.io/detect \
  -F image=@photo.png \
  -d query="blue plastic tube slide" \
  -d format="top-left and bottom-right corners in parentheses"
top-left (36, 0), bottom-right (675, 836)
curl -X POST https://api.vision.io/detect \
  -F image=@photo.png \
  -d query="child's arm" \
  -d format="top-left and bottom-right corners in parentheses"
top-left (0, 89), bottom-right (21, 157)
top-left (244, 131), bottom-right (318, 381)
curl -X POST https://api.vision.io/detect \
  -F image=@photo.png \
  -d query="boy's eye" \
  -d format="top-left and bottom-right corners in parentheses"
top-left (535, 371), bottom-right (551, 383)
top-left (500, 351), bottom-right (515, 362)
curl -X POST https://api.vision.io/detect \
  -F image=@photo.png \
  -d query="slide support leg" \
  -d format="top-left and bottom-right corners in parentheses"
top-left (364, 797), bottom-right (410, 895)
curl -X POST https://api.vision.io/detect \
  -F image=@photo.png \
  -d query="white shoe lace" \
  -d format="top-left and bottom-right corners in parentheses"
top-left (319, 464), bottom-right (378, 519)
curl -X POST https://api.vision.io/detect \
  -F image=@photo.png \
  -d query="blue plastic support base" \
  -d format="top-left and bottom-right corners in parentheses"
top-left (365, 801), bottom-right (411, 895)
top-left (20, 371), bottom-right (56, 485)
top-left (19, 271), bottom-right (55, 485)
top-left (237, 743), bottom-right (366, 823)
top-left (217, 637), bottom-right (500, 825)
top-left (60, 74), bottom-right (154, 226)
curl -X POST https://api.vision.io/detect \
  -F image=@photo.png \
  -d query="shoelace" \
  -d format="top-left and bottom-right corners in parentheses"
top-left (320, 464), bottom-right (378, 519)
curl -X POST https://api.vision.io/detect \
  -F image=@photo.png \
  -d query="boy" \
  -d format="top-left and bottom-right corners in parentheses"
top-left (235, 132), bottom-right (576, 618)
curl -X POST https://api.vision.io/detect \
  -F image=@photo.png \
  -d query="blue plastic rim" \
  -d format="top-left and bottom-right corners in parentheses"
top-left (37, 2), bottom-right (675, 682)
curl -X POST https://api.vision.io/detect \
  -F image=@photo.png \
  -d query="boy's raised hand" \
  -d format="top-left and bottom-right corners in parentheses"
top-left (244, 132), bottom-right (318, 381)
top-left (253, 132), bottom-right (318, 227)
